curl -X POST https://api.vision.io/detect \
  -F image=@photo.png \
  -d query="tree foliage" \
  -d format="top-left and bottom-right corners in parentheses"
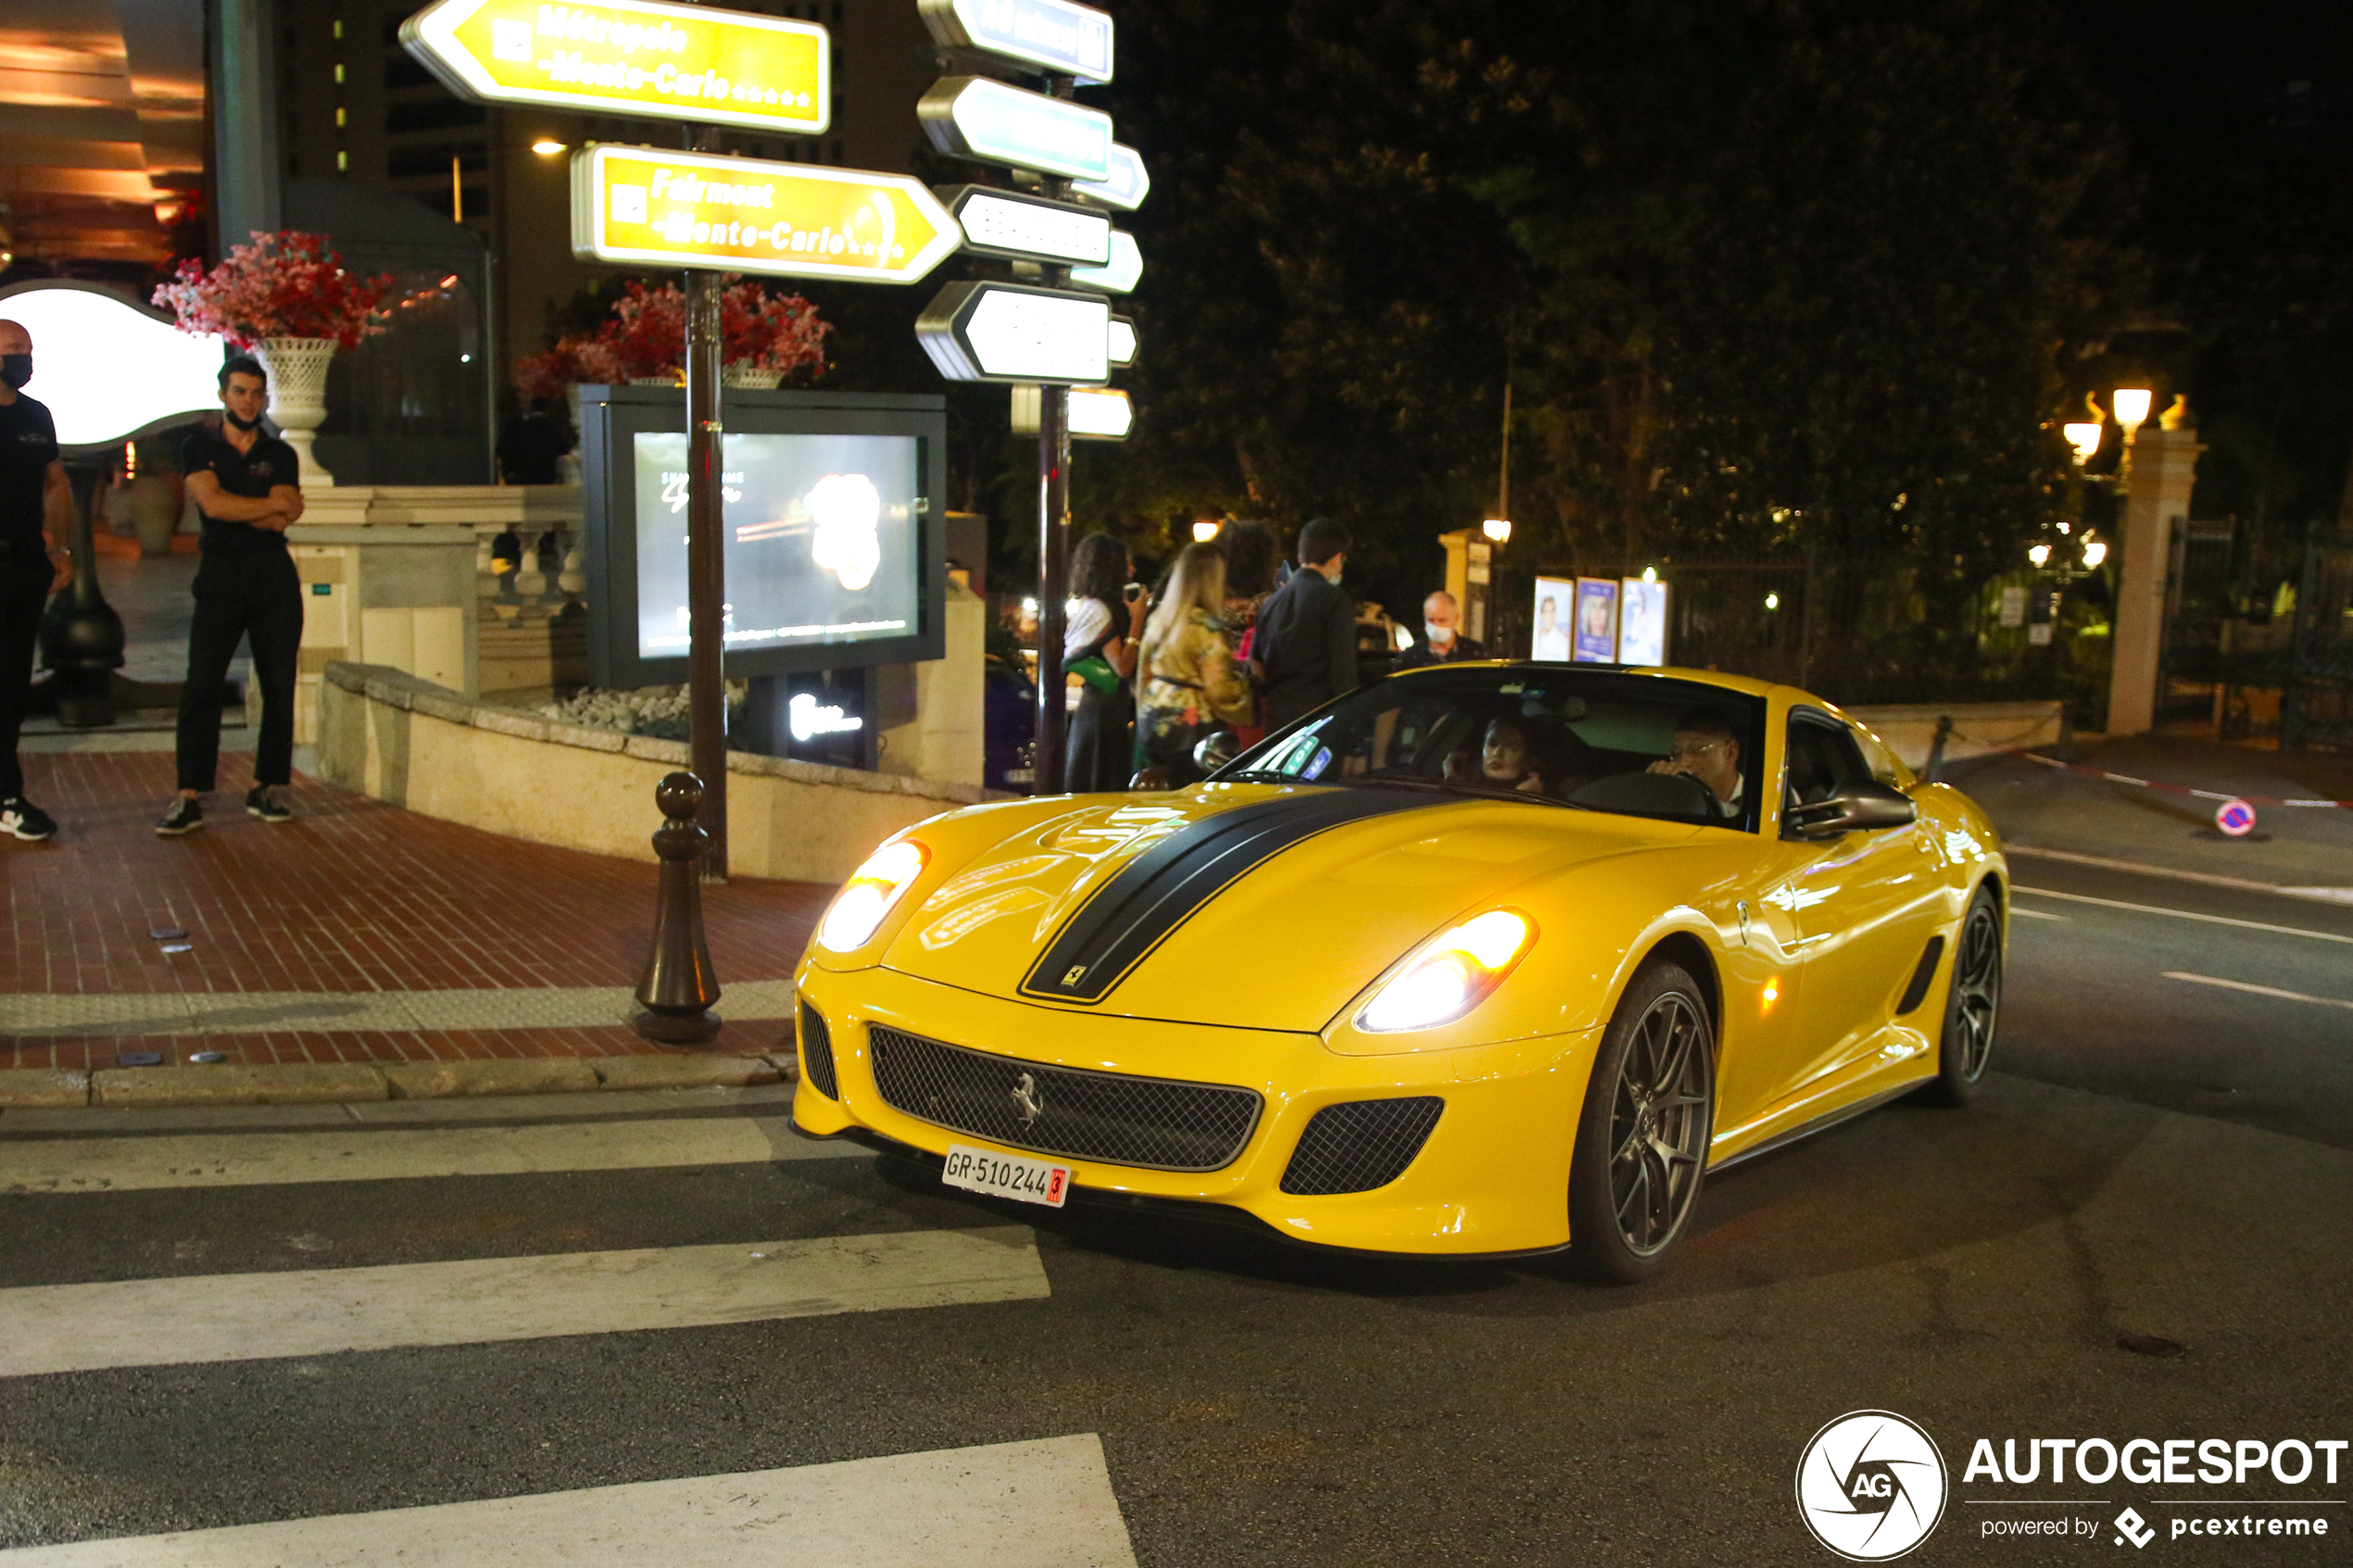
top-left (1095, 0), bottom-right (2135, 626)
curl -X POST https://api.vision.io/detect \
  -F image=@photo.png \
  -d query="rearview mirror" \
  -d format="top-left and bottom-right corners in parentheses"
top-left (1786, 781), bottom-right (1917, 839)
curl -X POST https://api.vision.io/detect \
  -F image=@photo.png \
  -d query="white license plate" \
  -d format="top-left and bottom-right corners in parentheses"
top-left (941, 1143), bottom-right (1071, 1208)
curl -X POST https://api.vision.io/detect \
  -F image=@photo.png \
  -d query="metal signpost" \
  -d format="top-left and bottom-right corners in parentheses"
top-left (407, 0), bottom-right (962, 882)
top-left (913, 0), bottom-right (1134, 795)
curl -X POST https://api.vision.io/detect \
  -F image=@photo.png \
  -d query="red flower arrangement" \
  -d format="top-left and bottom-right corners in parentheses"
top-left (151, 230), bottom-right (394, 352)
top-left (514, 277), bottom-right (830, 395)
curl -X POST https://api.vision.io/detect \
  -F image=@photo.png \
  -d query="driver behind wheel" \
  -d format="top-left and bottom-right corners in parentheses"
top-left (1645, 709), bottom-right (1744, 817)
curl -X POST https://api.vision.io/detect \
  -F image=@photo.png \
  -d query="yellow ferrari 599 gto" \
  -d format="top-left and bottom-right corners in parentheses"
top-left (791, 664), bottom-right (2006, 1282)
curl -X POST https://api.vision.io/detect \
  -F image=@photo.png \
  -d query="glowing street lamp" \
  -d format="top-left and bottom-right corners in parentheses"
top-left (1481, 518), bottom-right (1512, 546)
top-left (2028, 543), bottom-right (2052, 567)
top-left (2112, 387), bottom-right (2153, 437)
top-left (2082, 539), bottom-right (2108, 569)
top-left (2063, 420), bottom-right (2103, 464)
top-left (1191, 519), bottom-right (1221, 543)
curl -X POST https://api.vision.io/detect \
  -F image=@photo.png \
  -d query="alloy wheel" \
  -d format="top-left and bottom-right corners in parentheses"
top-left (1950, 903), bottom-right (2002, 1083)
top-left (1606, 991), bottom-right (1710, 1255)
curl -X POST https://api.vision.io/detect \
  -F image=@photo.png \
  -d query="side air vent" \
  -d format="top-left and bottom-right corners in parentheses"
top-left (1279, 1098), bottom-right (1444, 1196)
top-left (1895, 935), bottom-right (1947, 1016)
top-left (799, 1000), bottom-right (839, 1099)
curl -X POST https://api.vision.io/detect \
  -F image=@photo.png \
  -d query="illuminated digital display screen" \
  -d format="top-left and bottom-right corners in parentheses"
top-left (631, 431), bottom-right (921, 661)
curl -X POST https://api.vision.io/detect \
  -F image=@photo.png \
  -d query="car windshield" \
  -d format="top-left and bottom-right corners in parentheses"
top-left (1216, 667), bottom-right (1768, 832)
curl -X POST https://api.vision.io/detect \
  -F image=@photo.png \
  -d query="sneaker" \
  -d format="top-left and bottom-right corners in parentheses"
top-left (156, 797), bottom-right (204, 836)
top-left (0, 797), bottom-right (57, 841)
top-left (245, 786), bottom-right (293, 824)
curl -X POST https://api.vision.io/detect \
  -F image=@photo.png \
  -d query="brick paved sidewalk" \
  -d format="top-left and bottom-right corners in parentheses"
top-left (3, 748), bottom-right (832, 1073)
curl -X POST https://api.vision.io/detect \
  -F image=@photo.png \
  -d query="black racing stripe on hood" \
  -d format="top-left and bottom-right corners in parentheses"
top-left (1020, 787), bottom-right (1441, 1003)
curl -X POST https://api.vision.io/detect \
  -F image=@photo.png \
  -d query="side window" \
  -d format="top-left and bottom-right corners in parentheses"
top-left (1784, 718), bottom-right (1873, 813)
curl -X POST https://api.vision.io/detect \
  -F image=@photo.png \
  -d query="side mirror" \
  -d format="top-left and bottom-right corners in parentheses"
top-left (1786, 780), bottom-right (1917, 839)
top-left (1192, 728), bottom-right (1239, 774)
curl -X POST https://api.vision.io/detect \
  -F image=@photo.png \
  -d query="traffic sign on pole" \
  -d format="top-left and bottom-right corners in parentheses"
top-left (1069, 229), bottom-right (1140, 294)
top-left (918, 76), bottom-right (1114, 182)
top-left (401, 0), bottom-right (829, 133)
top-left (571, 145), bottom-right (962, 282)
top-left (916, 281), bottom-right (1111, 384)
top-left (1069, 143), bottom-right (1149, 210)
top-left (943, 185), bottom-right (1111, 266)
top-left (918, 0), bottom-right (1113, 82)
top-left (1107, 315), bottom-right (1137, 366)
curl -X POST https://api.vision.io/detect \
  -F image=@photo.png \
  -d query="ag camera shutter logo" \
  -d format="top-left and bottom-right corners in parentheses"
top-left (1796, 1411), bottom-right (1948, 1561)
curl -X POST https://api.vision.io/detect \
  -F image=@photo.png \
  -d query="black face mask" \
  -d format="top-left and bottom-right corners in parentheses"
top-left (0, 355), bottom-right (30, 391)
top-left (223, 408), bottom-right (262, 433)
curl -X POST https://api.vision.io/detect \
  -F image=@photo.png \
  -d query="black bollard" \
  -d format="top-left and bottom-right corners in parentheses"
top-left (631, 771), bottom-right (723, 1046)
top-left (36, 459), bottom-right (125, 728)
top-left (1924, 715), bottom-right (1954, 783)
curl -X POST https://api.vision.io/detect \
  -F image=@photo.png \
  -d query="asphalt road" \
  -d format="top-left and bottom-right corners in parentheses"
top-left (2, 862), bottom-right (2349, 1566)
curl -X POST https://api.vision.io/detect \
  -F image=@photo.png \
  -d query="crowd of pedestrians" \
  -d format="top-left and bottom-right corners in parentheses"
top-left (1057, 515), bottom-right (1372, 792)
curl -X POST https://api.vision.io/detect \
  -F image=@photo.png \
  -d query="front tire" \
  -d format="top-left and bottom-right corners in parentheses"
top-left (1921, 886), bottom-right (2003, 1107)
top-left (1567, 960), bottom-right (1717, 1285)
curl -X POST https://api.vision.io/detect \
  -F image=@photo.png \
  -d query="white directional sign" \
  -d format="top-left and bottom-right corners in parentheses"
top-left (943, 185), bottom-right (1111, 265)
top-left (1069, 143), bottom-right (1148, 209)
top-left (1069, 229), bottom-right (1140, 294)
top-left (1107, 315), bottom-right (1137, 366)
top-left (917, 282), bottom-right (1111, 384)
top-left (918, 76), bottom-right (1113, 182)
top-left (918, 0), bottom-right (1113, 82)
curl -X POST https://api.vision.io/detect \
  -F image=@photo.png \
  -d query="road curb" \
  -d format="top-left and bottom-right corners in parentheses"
top-left (0, 1054), bottom-right (797, 1111)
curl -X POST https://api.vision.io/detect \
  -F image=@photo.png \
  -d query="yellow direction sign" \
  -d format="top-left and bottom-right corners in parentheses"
top-left (401, 0), bottom-right (829, 134)
top-left (571, 145), bottom-right (963, 283)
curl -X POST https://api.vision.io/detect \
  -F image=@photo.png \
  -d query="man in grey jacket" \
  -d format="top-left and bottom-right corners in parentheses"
top-left (1252, 517), bottom-right (1357, 732)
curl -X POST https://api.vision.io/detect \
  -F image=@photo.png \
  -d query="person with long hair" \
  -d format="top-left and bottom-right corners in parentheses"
top-left (1062, 532), bottom-right (1142, 792)
top-left (1217, 519), bottom-right (1279, 746)
top-left (1136, 542), bottom-right (1253, 784)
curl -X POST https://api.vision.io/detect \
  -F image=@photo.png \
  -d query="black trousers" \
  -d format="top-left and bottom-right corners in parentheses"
top-left (176, 550), bottom-right (302, 793)
top-left (1063, 684), bottom-right (1134, 793)
top-left (0, 562), bottom-right (49, 801)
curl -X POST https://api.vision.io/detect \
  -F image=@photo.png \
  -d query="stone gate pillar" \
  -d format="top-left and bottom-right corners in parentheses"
top-left (2107, 412), bottom-right (2205, 735)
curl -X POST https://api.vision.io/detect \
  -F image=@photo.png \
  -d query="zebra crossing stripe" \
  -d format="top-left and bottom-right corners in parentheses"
top-left (0, 1227), bottom-right (1048, 1378)
top-left (0, 1433), bottom-right (1139, 1566)
top-left (0, 1115), bottom-right (862, 1196)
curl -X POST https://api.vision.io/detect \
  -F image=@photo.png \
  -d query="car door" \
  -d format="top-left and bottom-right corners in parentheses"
top-left (1758, 710), bottom-right (1948, 1110)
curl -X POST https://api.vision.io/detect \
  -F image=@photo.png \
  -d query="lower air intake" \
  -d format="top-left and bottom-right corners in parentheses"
top-left (799, 1001), bottom-right (839, 1100)
top-left (1279, 1098), bottom-right (1445, 1196)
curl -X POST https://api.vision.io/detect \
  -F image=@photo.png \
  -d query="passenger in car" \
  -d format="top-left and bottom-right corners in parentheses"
top-left (1443, 717), bottom-right (1551, 795)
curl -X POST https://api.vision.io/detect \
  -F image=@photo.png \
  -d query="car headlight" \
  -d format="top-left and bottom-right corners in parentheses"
top-left (1356, 909), bottom-right (1536, 1033)
top-left (817, 838), bottom-right (929, 953)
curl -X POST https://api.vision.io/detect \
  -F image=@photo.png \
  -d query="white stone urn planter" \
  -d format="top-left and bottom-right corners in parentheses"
top-left (258, 335), bottom-right (340, 487)
top-left (721, 365), bottom-right (784, 390)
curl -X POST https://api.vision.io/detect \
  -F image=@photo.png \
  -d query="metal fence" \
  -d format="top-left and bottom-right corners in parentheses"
top-left (1490, 554), bottom-right (2113, 719)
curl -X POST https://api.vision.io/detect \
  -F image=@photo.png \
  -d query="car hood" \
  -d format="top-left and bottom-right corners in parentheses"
top-left (879, 783), bottom-right (1700, 1032)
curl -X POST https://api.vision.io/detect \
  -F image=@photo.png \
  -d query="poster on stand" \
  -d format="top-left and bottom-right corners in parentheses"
top-left (1572, 577), bottom-right (1620, 663)
top-left (1530, 577), bottom-right (1575, 662)
top-left (1617, 577), bottom-right (1669, 666)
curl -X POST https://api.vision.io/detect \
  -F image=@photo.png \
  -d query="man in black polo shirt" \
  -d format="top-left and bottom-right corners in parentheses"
top-left (159, 355), bottom-right (305, 835)
top-left (0, 317), bottom-right (71, 842)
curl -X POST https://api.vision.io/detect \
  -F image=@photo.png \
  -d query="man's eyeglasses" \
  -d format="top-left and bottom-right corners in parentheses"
top-left (1668, 738), bottom-right (1729, 763)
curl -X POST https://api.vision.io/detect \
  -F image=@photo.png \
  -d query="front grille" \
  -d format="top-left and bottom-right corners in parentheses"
top-left (799, 1000), bottom-right (838, 1099)
top-left (1279, 1098), bottom-right (1444, 1195)
top-left (867, 1024), bottom-right (1262, 1172)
